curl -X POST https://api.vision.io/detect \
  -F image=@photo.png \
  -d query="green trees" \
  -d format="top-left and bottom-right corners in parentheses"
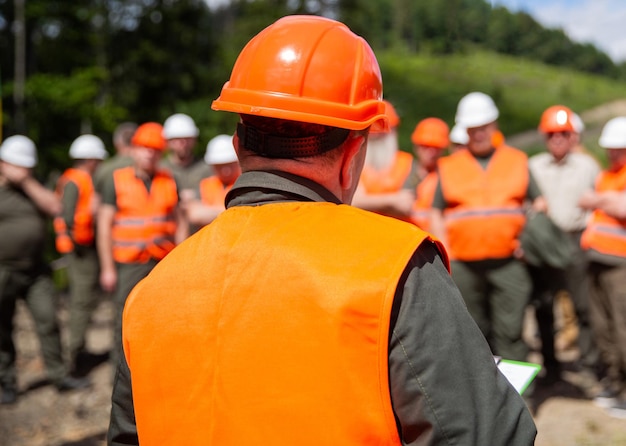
top-left (1, 0), bottom-right (624, 175)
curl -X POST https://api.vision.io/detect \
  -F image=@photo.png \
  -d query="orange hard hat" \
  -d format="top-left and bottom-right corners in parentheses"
top-left (211, 15), bottom-right (387, 131)
top-left (411, 117), bottom-right (450, 149)
top-left (131, 122), bottom-right (166, 151)
top-left (538, 105), bottom-right (575, 133)
top-left (370, 100), bottom-right (400, 134)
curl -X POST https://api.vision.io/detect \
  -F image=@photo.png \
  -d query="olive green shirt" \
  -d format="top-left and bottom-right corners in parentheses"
top-left (0, 182), bottom-right (47, 271)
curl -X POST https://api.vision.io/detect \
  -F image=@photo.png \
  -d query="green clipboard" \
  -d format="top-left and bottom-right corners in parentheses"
top-left (496, 359), bottom-right (542, 395)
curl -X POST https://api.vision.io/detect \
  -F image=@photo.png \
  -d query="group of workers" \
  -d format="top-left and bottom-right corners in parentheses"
top-left (0, 115), bottom-right (241, 406)
top-left (2, 13), bottom-right (626, 445)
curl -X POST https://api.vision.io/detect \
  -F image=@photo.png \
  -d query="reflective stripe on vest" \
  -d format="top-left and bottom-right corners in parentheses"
top-left (581, 165), bottom-right (626, 257)
top-left (54, 168), bottom-right (95, 253)
top-left (411, 171), bottom-right (438, 230)
top-left (438, 145), bottom-right (528, 260)
top-left (112, 166), bottom-right (178, 263)
top-left (360, 150), bottom-right (413, 194)
top-left (199, 176), bottom-right (232, 206)
top-left (123, 202), bottom-right (447, 445)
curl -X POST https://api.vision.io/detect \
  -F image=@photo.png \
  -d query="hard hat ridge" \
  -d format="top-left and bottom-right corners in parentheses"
top-left (212, 15), bottom-right (387, 132)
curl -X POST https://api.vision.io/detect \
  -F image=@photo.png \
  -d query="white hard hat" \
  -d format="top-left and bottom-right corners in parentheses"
top-left (162, 113), bottom-right (199, 139)
top-left (69, 134), bottom-right (108, 160)
top-left (205, 134), bottom-right (238, 165)
top-left (449, 124), bottom-right (469, 145)
top-left (455, 92), bottom-right (499, 129)
top-left (571, 113), bottom-right (585, 134)
top-left (599, 117), bottom-right (626, 149)
top-left (0, 135), bottom-right (38, 168)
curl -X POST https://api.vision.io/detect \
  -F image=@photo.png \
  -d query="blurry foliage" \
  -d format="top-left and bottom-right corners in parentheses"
top-left (1, 0), bottom-right (626, 176)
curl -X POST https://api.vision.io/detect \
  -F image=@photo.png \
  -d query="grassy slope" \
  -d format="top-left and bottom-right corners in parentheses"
top-left (378, 48), bottom-right (626, 160)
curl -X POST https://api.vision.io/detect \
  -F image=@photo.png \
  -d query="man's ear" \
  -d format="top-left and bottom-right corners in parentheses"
top-left (339, 133), bottom-right (366, 192)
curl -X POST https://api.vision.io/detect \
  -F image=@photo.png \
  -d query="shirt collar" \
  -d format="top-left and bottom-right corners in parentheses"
top-left (225, 170), bottom-right (342, 208)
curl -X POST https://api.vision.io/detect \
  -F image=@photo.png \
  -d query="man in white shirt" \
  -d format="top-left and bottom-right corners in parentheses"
top-left (528, 105), bottom-right (601, 387)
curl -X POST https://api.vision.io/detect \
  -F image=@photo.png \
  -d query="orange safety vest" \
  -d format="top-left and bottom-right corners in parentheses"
top-left (411, 171), bottom-right (438, 231)
top-left (199, 176), bottom-right (233, 206)
top-left (123, 202), bottom-right (447, 445)
top-left (360, 151), bottom-right (413, 194)
top-left (438, 145), bottom-right (528, 261)
top-left (112, 166), bottom-right (178, 263)
top-left (581, 165), bottom-right (626, 257)
top-left (53, 168), bottom-right (96, 253)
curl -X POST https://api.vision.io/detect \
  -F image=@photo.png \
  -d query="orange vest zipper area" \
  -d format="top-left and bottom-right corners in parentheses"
top-left (438, 146), bottom-right (528, 261)
top-left (111, 166), bottom-right (178, 263)
top-left (122, 202), bottom-right (440, 445)
top-left (54, 168), bottom-right (95, 253)
top-left (581, 165), bottom-right (626, 257)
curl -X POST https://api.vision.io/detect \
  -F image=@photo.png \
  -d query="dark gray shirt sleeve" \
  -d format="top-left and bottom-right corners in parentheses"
top-left (61, 181), bottom-right (79, 228)
top-left (389, 241), bottom-right (537, 445)
top-left (108, 354), bottom-right (139, 445)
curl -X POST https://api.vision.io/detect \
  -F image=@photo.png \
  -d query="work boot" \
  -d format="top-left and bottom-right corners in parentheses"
top-left (1, 386), bottom-right (17, 405)
top-left (55, 376), bottom-right (91, 392)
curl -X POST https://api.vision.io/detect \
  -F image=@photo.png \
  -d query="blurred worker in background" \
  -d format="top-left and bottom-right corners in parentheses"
top-left (448, 123), bottom-right (468, 153)
top-left (93, 122), bottom-right (137, 197)
top-left (0, 135), bottom-right (90, 405)
top-left (430, 91), bottom-right (546, 362)
top-left (579, 116), bottom-right (626, 419)
top-left (409, 117), bottom-right (449, 230)
top-left (161, 113), bottom-right (212, 199)
top-left (54, 134), bottom-right (109, 377)
top-left (108, 16), bottom-right (536, 445)
top-left (351, 100), bottom-right (416, 220)
top-left (184, 134), bottom-right (241, 228)
top-left (97, 122), bottom-right (188, 374)
top-left (528, 105), bottom-right (601, 385)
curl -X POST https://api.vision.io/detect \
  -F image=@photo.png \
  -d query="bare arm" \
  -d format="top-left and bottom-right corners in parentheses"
top-left (428, 208), bottom-right (448, 249)
top-left (97, 203), bottom-right (117, 293)
top-left (351, 185), bottom-right (415, 218)
top-left (579, 190), bottom-right (626, 220)
top-left (1, 163), bottom-right (62, 217)
top-left (184, 199), bottom-right (225, 227)
top-left (174, 205), bottom-right (189, 245)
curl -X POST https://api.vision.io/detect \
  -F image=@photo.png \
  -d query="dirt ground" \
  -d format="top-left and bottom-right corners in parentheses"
top-left (1, 296), bottom-right (626, 446)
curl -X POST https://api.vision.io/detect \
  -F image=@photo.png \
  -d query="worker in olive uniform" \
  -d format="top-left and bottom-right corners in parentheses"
top-left (54, 134), bottom-right (109, 376)
top-left (108, 16), bottom-right (536, 445)
top-left (97, 123), bottom-right (188, 375)
top-left (0, 135), bottom-right (90, 405)
top-left (430, 92), bottom-right (546, 362)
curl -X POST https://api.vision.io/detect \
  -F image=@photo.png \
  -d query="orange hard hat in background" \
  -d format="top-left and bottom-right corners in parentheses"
top-left (211, 15), bottom-right (387, 131)
top-left (132, 122), bottom-right (166, 151)
top-left (411, 117), bottom-right (450, 149)
top-left (370, 100), bottom-right (400, 134)
top-left (538, 105), bottom-right (575, 134)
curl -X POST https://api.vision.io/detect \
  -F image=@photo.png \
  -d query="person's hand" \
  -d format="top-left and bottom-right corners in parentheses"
top-left (392, 189), bottom-right (416, 217)
top-left (100, 267), bottom-right (117, 293)
top-left (578, 190), bottom-right (597, 210)
top-left (0, 163), bottom-right (30, 186)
